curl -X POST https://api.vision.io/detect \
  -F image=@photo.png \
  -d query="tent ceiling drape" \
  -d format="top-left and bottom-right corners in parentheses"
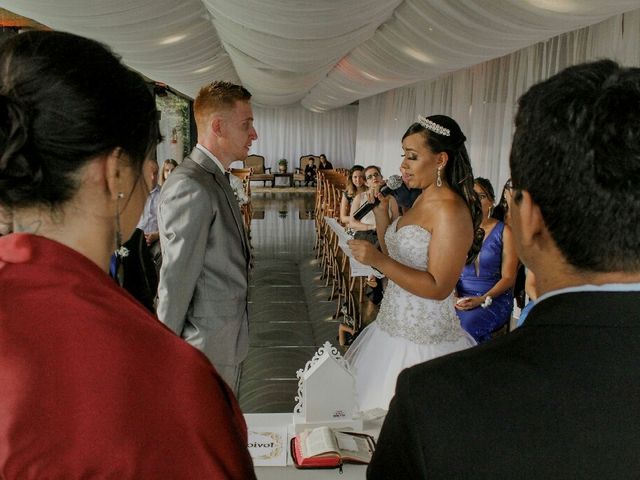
top-left (0, 1), bottom-right (638, 111)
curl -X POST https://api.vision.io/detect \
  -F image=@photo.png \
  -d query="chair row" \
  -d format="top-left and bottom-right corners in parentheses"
top-left (313, 169), bottom-right (370, 335)
top-left (243, 154), bottom-right (327, 187)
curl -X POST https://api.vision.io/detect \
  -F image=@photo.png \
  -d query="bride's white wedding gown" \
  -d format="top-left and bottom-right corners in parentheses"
top-left (345, 218), bottom-right (476, 415)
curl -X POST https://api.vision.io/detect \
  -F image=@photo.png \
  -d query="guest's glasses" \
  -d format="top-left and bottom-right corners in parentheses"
top-left (366, 172), bottom-right (381, 180)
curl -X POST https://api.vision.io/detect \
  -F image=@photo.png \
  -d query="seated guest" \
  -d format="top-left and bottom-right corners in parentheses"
top-left (0, 31), bottom-right (255, 478)
top-left (133, 158), bottom-right (162, 282)
top-left (349, 165), bottom-right (400, 307)
top-left (339, 165), bottom-right (365, 225)
top-left (369, 60), bottom-right (640, 479)
top-left (455, 177), bottom-right (518, 342)
top-left (304, 156), bottom-right (317, 186)
top-left (492, 177), bottom-right (529, 311)
top-left (137, 161), bottom-right (161, 248)
top-left (159, 158), bottom-right (178, 186)
top-left (318, 154), bottom-right (333, 170)
top-left (348, 165), bottom-right (400, 240)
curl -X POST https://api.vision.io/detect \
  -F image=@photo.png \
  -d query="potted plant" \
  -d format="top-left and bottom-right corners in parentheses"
top-left (278, 158), bottom-right (288, 173)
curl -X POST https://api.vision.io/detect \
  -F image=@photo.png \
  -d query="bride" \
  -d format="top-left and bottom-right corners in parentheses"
top-left (346, 114), bottom-right (483, 415)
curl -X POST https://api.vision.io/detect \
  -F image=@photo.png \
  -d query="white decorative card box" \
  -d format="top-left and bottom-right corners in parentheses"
top-left (293, 342), bottom-right (362, 433)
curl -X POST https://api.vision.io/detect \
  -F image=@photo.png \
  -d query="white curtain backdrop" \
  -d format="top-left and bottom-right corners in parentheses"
top-left (355, 9), bottom-right (640, 194)
top-left (246, 104), bottom-right (358, 171)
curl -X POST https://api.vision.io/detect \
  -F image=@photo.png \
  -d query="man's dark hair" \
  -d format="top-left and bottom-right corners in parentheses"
top-left (510, 59), bottom-right (640, 272)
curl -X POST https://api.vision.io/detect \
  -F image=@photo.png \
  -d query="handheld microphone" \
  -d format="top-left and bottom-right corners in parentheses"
top-left (353, 174), bottom-right (403, 221)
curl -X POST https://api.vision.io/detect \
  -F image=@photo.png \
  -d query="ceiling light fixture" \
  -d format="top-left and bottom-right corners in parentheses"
top-left (402, 47), bottom-right (433, 64)
top-left (159, 34), bottom-right (186, 45)
top-left (193, 65), bottom-right (214, 74)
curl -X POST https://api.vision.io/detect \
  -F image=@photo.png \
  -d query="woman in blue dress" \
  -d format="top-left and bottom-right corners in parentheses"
top-left (455, 177), bottom-right (518, 342)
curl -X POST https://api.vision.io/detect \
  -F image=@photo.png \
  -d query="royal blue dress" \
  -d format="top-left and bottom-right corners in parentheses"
top-left (456, 221), bottom-right (513, 342)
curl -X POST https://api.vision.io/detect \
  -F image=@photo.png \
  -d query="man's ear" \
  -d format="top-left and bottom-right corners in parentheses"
top-left (516, 190), bottom-right (545, 249)
top-left (211, 115), bottom-right (224, 137)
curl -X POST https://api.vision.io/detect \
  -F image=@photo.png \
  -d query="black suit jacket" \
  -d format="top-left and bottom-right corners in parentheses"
top-left (119, 228), bottom-right (158, 313)
top-left (368, 291), bottom-right (640, 479)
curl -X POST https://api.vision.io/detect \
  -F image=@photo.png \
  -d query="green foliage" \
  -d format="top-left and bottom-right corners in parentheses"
top-left (156, 92), bottom-right (191, 158)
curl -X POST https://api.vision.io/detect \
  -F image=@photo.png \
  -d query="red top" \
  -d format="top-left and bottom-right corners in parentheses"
top-left (0, 233), bottom-right (256, 479)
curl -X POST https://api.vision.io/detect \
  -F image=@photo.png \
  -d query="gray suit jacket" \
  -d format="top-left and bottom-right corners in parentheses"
top-left (156, 147), bottom-right (250, 369)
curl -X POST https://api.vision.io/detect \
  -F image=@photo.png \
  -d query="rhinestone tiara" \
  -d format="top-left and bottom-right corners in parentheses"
top-left (417, 115), bottom-right (450, 137)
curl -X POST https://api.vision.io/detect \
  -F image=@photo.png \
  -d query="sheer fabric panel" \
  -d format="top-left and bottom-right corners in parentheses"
top-left (355, 10), bottom-right (640, 192)
top-left (248, 105), bottom-right (358, 170)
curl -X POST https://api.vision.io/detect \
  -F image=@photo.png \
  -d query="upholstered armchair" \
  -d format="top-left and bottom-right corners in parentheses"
top-left (294, 154), bottom-right (319, 187)
top-left (244, 154), bottom-right (274, 187)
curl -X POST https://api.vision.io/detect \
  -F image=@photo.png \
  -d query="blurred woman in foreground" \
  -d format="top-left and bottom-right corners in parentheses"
top-left (0, 31), bottom-right (254, 478)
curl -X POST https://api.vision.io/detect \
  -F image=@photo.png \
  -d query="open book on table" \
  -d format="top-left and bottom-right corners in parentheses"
top-left (290, 426), bottom-right (376, 470)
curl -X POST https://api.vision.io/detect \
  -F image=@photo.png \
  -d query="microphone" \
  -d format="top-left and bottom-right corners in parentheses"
top-left (353, 174), bottom-right (403, 221)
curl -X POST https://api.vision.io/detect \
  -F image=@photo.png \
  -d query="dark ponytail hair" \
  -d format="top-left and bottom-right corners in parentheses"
top-left (491, 179), bottom-right (511, 222)
top-left (0, 31), bottom-right (159, 211)
top-left (402, 115), bottom-right (483, 264)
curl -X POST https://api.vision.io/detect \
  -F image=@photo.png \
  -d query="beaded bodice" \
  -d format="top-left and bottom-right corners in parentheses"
top-left (375, 219), bottom-right (467, 344)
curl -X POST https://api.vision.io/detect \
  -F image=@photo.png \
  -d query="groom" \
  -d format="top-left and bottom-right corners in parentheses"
top-left (368, 60), bottom-right (640, 478)
top-left (157, 81), bottom-right (257, 393)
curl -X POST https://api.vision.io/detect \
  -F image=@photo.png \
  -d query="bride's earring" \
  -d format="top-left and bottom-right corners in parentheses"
top-left (436, 166), bottom-right (443, 188)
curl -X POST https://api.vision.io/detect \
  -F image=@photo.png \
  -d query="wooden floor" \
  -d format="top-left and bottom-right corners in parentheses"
top-left (238, 191), bottom-right (340, 413)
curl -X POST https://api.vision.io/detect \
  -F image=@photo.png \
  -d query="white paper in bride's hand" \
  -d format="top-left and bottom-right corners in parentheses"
top-left (247, 426), bottom-right (288, 466)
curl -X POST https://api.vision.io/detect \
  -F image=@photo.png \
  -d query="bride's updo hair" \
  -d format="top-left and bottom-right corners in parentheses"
top-left (0, 31), bottom-right (159, 211)
top-left (402, 115), bottom-right (483, 264)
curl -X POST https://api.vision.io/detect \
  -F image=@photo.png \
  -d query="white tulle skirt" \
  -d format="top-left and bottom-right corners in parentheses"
top-left (345, 322), bottom-right (476, 417)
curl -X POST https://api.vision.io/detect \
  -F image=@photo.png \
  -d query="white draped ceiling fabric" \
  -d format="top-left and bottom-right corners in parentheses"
top-left (3, 1), bottom-right (637, 110)
top-left (357, 8), bottom-right (640, 188)
top-left (2, 1), bottom-right (639, 184)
